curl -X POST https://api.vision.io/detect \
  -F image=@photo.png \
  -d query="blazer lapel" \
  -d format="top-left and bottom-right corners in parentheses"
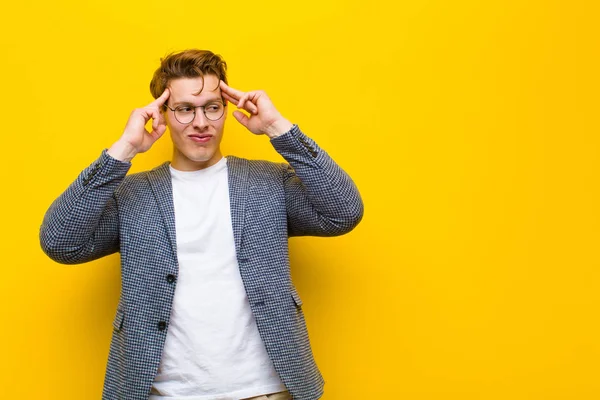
top-left (226, 156), bottom-right (249, 255)
top-left (147, 162), bottom-right (178, 259)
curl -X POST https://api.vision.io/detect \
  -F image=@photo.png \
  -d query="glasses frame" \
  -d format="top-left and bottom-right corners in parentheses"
top-left (165, 100), bottom-right (226, 124)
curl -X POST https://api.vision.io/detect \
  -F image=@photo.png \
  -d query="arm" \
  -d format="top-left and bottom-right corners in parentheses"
top-left (220, 81), bottom-right (364, 237)
top-left (273, 125), bottom-right (363, 236)
top-left (39, 151), bottom-right (131, 264)
top-left (40, 89), bottom-right (171, 264)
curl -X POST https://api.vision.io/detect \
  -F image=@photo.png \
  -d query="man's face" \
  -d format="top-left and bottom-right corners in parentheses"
top-left (165, 74), bottom-right (227, 171)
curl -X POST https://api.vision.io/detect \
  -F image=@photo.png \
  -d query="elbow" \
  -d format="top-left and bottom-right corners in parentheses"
top-left (334, 182), bottom-right (365, 235)
top-left (39, 229), bottom-right (87, 265)
top-left (325, 197), bottom-right (365, 236)
top-left (341, 200), bottom-right (365, 233)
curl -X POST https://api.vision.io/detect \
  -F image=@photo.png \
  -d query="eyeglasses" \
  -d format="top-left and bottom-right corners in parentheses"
top-left (165, 101), bottom-right (226, 124)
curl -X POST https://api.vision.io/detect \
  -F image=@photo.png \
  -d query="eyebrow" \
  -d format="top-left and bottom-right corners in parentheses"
top-left (170, 97), bottom-right (223, 107)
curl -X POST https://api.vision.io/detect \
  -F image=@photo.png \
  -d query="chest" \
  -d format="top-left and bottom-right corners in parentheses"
top-left (171, 172), bottom-right (235, 257)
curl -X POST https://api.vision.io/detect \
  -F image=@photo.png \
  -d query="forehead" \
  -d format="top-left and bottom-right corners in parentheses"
top-left (168, 75), bottom-right (221, 101)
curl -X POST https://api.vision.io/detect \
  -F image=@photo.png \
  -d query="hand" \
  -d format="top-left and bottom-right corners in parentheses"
top-left (108, 89), bottom-right (170, 162)
top-left (220, 81), bottom-right (293, 138)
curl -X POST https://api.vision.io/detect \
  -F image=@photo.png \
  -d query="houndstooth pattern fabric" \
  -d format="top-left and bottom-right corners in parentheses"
top-left (40, 125), bottom-right (363, 400)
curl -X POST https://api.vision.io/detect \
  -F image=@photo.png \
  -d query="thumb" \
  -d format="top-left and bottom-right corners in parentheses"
top-left (233, 110), bottom-right (250, 129)
top-left (148, 124), bottom-right (168, 141)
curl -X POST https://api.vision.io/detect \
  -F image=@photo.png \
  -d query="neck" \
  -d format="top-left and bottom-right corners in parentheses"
top-left (171, 150), bottom-right (223, 171)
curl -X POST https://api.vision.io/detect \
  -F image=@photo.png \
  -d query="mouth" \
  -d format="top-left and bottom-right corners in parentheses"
top-left (188, 133), bottom-right (213, 143)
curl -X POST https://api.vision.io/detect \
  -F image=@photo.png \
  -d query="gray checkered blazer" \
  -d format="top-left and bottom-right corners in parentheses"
top-left (40, 125), bottom-right (363, 400)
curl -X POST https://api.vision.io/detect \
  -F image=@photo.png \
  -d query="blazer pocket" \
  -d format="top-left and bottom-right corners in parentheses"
top-left (112, 309), bottom-right (125, 331)
top-left (291, 287), bottom-right (303, 307)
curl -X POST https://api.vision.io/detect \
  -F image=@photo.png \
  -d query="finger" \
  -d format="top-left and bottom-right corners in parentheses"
top-left (154, 111), bottom-right (167, 132)
top-left (245, 96), bottom-right (259, 114)
top-left (145, 107), bottom-right (161, 131)
top-left (237, 92), bottom-right (259, 114)
top-left (148, 112), bottom-right (168, 138)
top-left (135, 107), bottom-right (153, 125)
top-left (149, 88), bottom-right (170, 107)
top-left (223, 91), bottom-right (257, 114)
top-left (221, 82), bottom-right (259, 114)
top-left (236, 92), bottom-right (250, 108)
top-left (232, 110), bottom-right (250, 129)
top-left (221, 91), bottom-right (238, 106)
top-left (220, 80), bottom-right (244, 99)
top-left (149, 123), bottom-right (168, 140)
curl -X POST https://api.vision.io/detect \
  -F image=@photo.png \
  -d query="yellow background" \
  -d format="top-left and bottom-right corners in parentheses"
top-left (1, 0), bottom-right (599, 398)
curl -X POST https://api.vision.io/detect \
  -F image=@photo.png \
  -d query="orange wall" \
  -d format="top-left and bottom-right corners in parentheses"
top-left (1, 0), bottom-right (599, 398)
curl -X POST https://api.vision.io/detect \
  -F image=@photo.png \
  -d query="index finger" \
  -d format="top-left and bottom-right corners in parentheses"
top-left (220, 80), bottom-right (244, 99)
top-left (149, 88), bottom-right (170, 107)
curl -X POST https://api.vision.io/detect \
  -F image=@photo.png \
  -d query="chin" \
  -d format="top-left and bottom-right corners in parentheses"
top-left (180, 147), bottom-right (211, 160)
top-left (191, 152), bottom-right (216, 162)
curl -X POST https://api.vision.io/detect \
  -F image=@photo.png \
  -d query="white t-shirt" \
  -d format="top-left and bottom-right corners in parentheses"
top-left (150, 157), bottom-right (286, 400)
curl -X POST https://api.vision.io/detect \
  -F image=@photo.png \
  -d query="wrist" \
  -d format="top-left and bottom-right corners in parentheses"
top-left (107, 140), bottom-right (138, 162)
top-left (264, 118), bottom-right (293, 139)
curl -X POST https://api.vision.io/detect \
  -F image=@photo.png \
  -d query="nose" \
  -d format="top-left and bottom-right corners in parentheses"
top-left (191, 109), bottom-right (209, 129)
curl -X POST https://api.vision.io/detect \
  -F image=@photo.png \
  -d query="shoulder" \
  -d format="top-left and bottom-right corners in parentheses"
top-left (116, 162), bottom-right (169, 194)
top-left (121, 170), bottom-right (150, 186)
top-left (227, 156), bottom-right (289, 178)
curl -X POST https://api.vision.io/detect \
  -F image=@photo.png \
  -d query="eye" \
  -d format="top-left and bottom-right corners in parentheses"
top-left (176, 106), bottom-right (193, 113)
top-left (205, 103), bottom-right (222, 112)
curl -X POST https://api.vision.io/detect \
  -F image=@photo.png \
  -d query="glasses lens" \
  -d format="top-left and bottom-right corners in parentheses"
top-left (175, 108), bottom-right (195, 124)
top-left (205, 103), bottom-right (224, 121)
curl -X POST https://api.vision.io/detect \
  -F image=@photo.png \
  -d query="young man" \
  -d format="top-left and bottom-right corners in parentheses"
top-left (40, 49), bottom-right (363, 400)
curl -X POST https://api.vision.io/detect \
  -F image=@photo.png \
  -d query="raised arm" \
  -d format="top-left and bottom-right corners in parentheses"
top-left (40, 89), bottom-right (171, 263)
top-left (220, 81), bottom-right (364, 237)
top-left (40, 152), bottom-right (130, 264)
top-left (275, 125), bottom-right (363, 236)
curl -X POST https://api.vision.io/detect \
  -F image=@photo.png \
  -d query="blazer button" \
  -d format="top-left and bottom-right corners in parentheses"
top-left (158, 321), bottom-right (167, 331)
top-left (166, 274), bottom-right (176, 283)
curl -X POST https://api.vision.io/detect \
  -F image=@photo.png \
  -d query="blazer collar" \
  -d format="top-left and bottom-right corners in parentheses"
top-left (147, 162), bottom-right (178, 259)
top-left (146, 157), bottom-right (249, 257)
top-left (225, 156), bottom-right (249, 255)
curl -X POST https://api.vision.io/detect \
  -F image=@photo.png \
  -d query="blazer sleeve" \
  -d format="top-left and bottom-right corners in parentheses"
top-left (40, 150), bottom-right (132, 264)
top-left (270, 125), bottom-right (364, 237)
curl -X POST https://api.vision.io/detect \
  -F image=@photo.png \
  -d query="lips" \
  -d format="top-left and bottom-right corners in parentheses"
top-left (188, 133), bottom-right (212, 143)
